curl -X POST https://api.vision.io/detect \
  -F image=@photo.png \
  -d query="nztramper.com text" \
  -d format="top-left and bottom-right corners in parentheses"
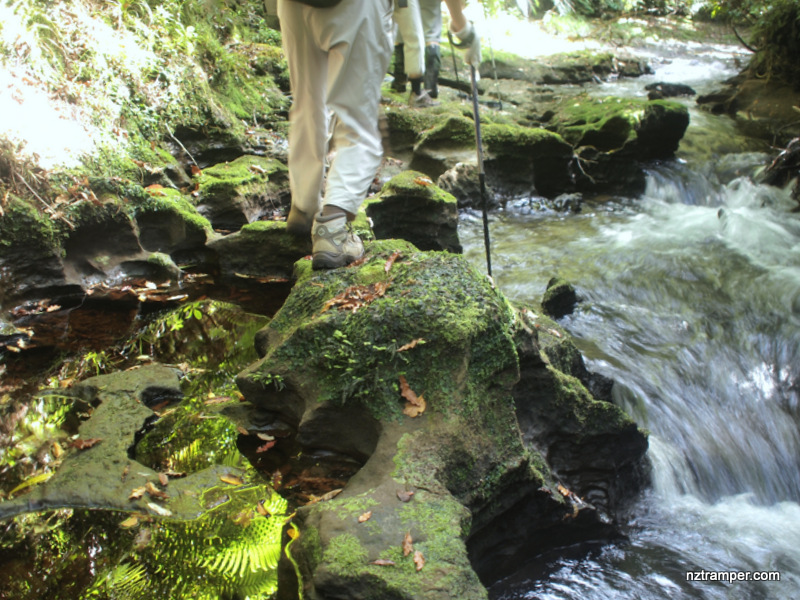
top-left (685, 570), bottom-right (781, 582)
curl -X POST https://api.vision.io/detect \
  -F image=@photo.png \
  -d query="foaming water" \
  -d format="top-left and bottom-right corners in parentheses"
top-left (462, 162), bottom-right (800, 597)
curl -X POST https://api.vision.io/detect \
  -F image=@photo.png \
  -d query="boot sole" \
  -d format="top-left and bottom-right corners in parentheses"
top-left (312, 250), bottom-right (364, 270)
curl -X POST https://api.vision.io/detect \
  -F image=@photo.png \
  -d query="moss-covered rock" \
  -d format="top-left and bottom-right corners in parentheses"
top-left (476, 49), bottom-right (651, 85)
top-left (541, 276), bottom-right (578, 319)
top-left (365, 170), bottom-right (461, 253)
top-left (193, 155), bottom-right (289, 231)
top-left (207, 219), bottom-right (310, 281)
top-left (235, 244), bottom-right (648, 598)
top-left (133, 186), bottom-right (213, 254)
top-left (553, 95), bottom-right (689, 158)
top-left (0, 196), bottom-right (75, 305)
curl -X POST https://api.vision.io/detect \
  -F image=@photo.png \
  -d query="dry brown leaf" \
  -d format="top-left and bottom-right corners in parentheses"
top-left (256, 440), bottom-right (276, 453)
top-left (397, 338), bottom-right (424, 352)
top-left (145, 481), bottom-right (168, 500)
top-left (413, 550), bottom-right (425, 571)
top-left (232, 509), bottom-right (254, 526)
top-left (402, 532), bottom-right (413, 557)
top-left (158, 473), bottom-right (169, 487)
top-left (399, 376), bottom-right (423, 406)
top-left (396, 490), bottom-right (415, 502)
top-left (256, 499), bottom-right (271, 517)
top-left (384, 251), bottom-right (402, 273)
top-left (69, 438), bottom-right (102, 450)
top-left (358, 511), bottom-right (372, 523)
top-left (220, 474), bottom-right (244, 486)
top-left (129, 486), bottom-right (147, 500)
top-left (403, 395), bottom-right (426, 418)
top-left (146, 502), bottom-right (172, 517)
top-left (413, 176), bottom-right (433, 186)
top-left (321, 281), bottom-right (390, 313)
top-left (305, 488), bottom-right (343, 505)
top-left (370, 559), bottom-right (396, 567)
top-left (119, 515), bottom-right (139, 529)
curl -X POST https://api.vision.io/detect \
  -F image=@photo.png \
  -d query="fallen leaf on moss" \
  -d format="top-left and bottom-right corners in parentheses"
top-left (129, 486), bottom-right (147, 500)
top-left (413, 176), bottom-right (433, 186)
top-left (370, 559), bottom-right (396, 567)
top-left (413, 550), bottom-right (425, 571)
top-left (305, 488), bottom-right (343, 505)
top-left (358, 511), bottom-right (372, 523)
top-left (402, 532), bottom-right (413, 556)
top-left (321, 281), bottom-right (389, 313)
top-left (396, 490), bottom-right (415, 502)
top-left (384, 251), bottom-right (402, 273)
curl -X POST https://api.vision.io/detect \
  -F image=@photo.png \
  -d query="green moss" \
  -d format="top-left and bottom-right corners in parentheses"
top-left (376, 170), bottom-right (458, 206)
top-left (382, 101), bottom-right (443, 146)
top-left (0, 195), bottom-right (67, 256)
top-left (483, 122), bottom-right (572, 158)
top-left (195, 155), bottom-right (287, 201)
top-left (134, 186), bottom-right (213, 232)
top-left (548, 366), bottom-right (634, 437)
top-left (300, 524), bottom-right (324, 572)
top-left (323, 533), bottom-right (370, 576)
top-left (416, 115), bottom-right (476, 148)
top-left (259, 249), bottom-right (518, 421)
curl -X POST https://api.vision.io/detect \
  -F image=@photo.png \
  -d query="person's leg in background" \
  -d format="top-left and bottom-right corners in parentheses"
top-left (419, 0), bottom-right (442, 98)
top-left (393, 0), bottom-right (436, 107)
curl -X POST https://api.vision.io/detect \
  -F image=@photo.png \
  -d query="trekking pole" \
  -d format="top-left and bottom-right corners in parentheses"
top-left (469, 64), bottom-right (492, 278)
top-left (447, 30), bottom-right (469, 100)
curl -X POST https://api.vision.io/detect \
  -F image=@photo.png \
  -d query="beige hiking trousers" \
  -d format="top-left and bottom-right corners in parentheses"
top-left (277, 0), bottom-right (393, 217)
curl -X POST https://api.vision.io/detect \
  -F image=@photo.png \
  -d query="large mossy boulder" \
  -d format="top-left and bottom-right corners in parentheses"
top-left (551, 95), bottom-right (689, 194)
top-left (236, 241), bottom-right (649, 598)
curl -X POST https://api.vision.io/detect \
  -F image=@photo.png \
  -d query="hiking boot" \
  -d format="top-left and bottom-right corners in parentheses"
top-left (286, 205), bottom-right (314, 236)
top-left (409, 89), bottom-right (439, 108)
top-left (311, 212), bottom-right (364, 269)
top-left (424, 45), bottom-right (441, 98)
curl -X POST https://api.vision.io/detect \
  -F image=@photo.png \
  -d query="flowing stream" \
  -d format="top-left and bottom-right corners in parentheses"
top-left (460, 34), bottom-right (800, 600)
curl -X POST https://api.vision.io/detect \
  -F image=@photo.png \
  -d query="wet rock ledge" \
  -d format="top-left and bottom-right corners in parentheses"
top-left (237, 239), bottom-right (649, 599)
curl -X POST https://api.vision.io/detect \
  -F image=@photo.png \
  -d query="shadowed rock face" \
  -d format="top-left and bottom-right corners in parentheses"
top-left (236, 241), bottom-right (649, 599)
